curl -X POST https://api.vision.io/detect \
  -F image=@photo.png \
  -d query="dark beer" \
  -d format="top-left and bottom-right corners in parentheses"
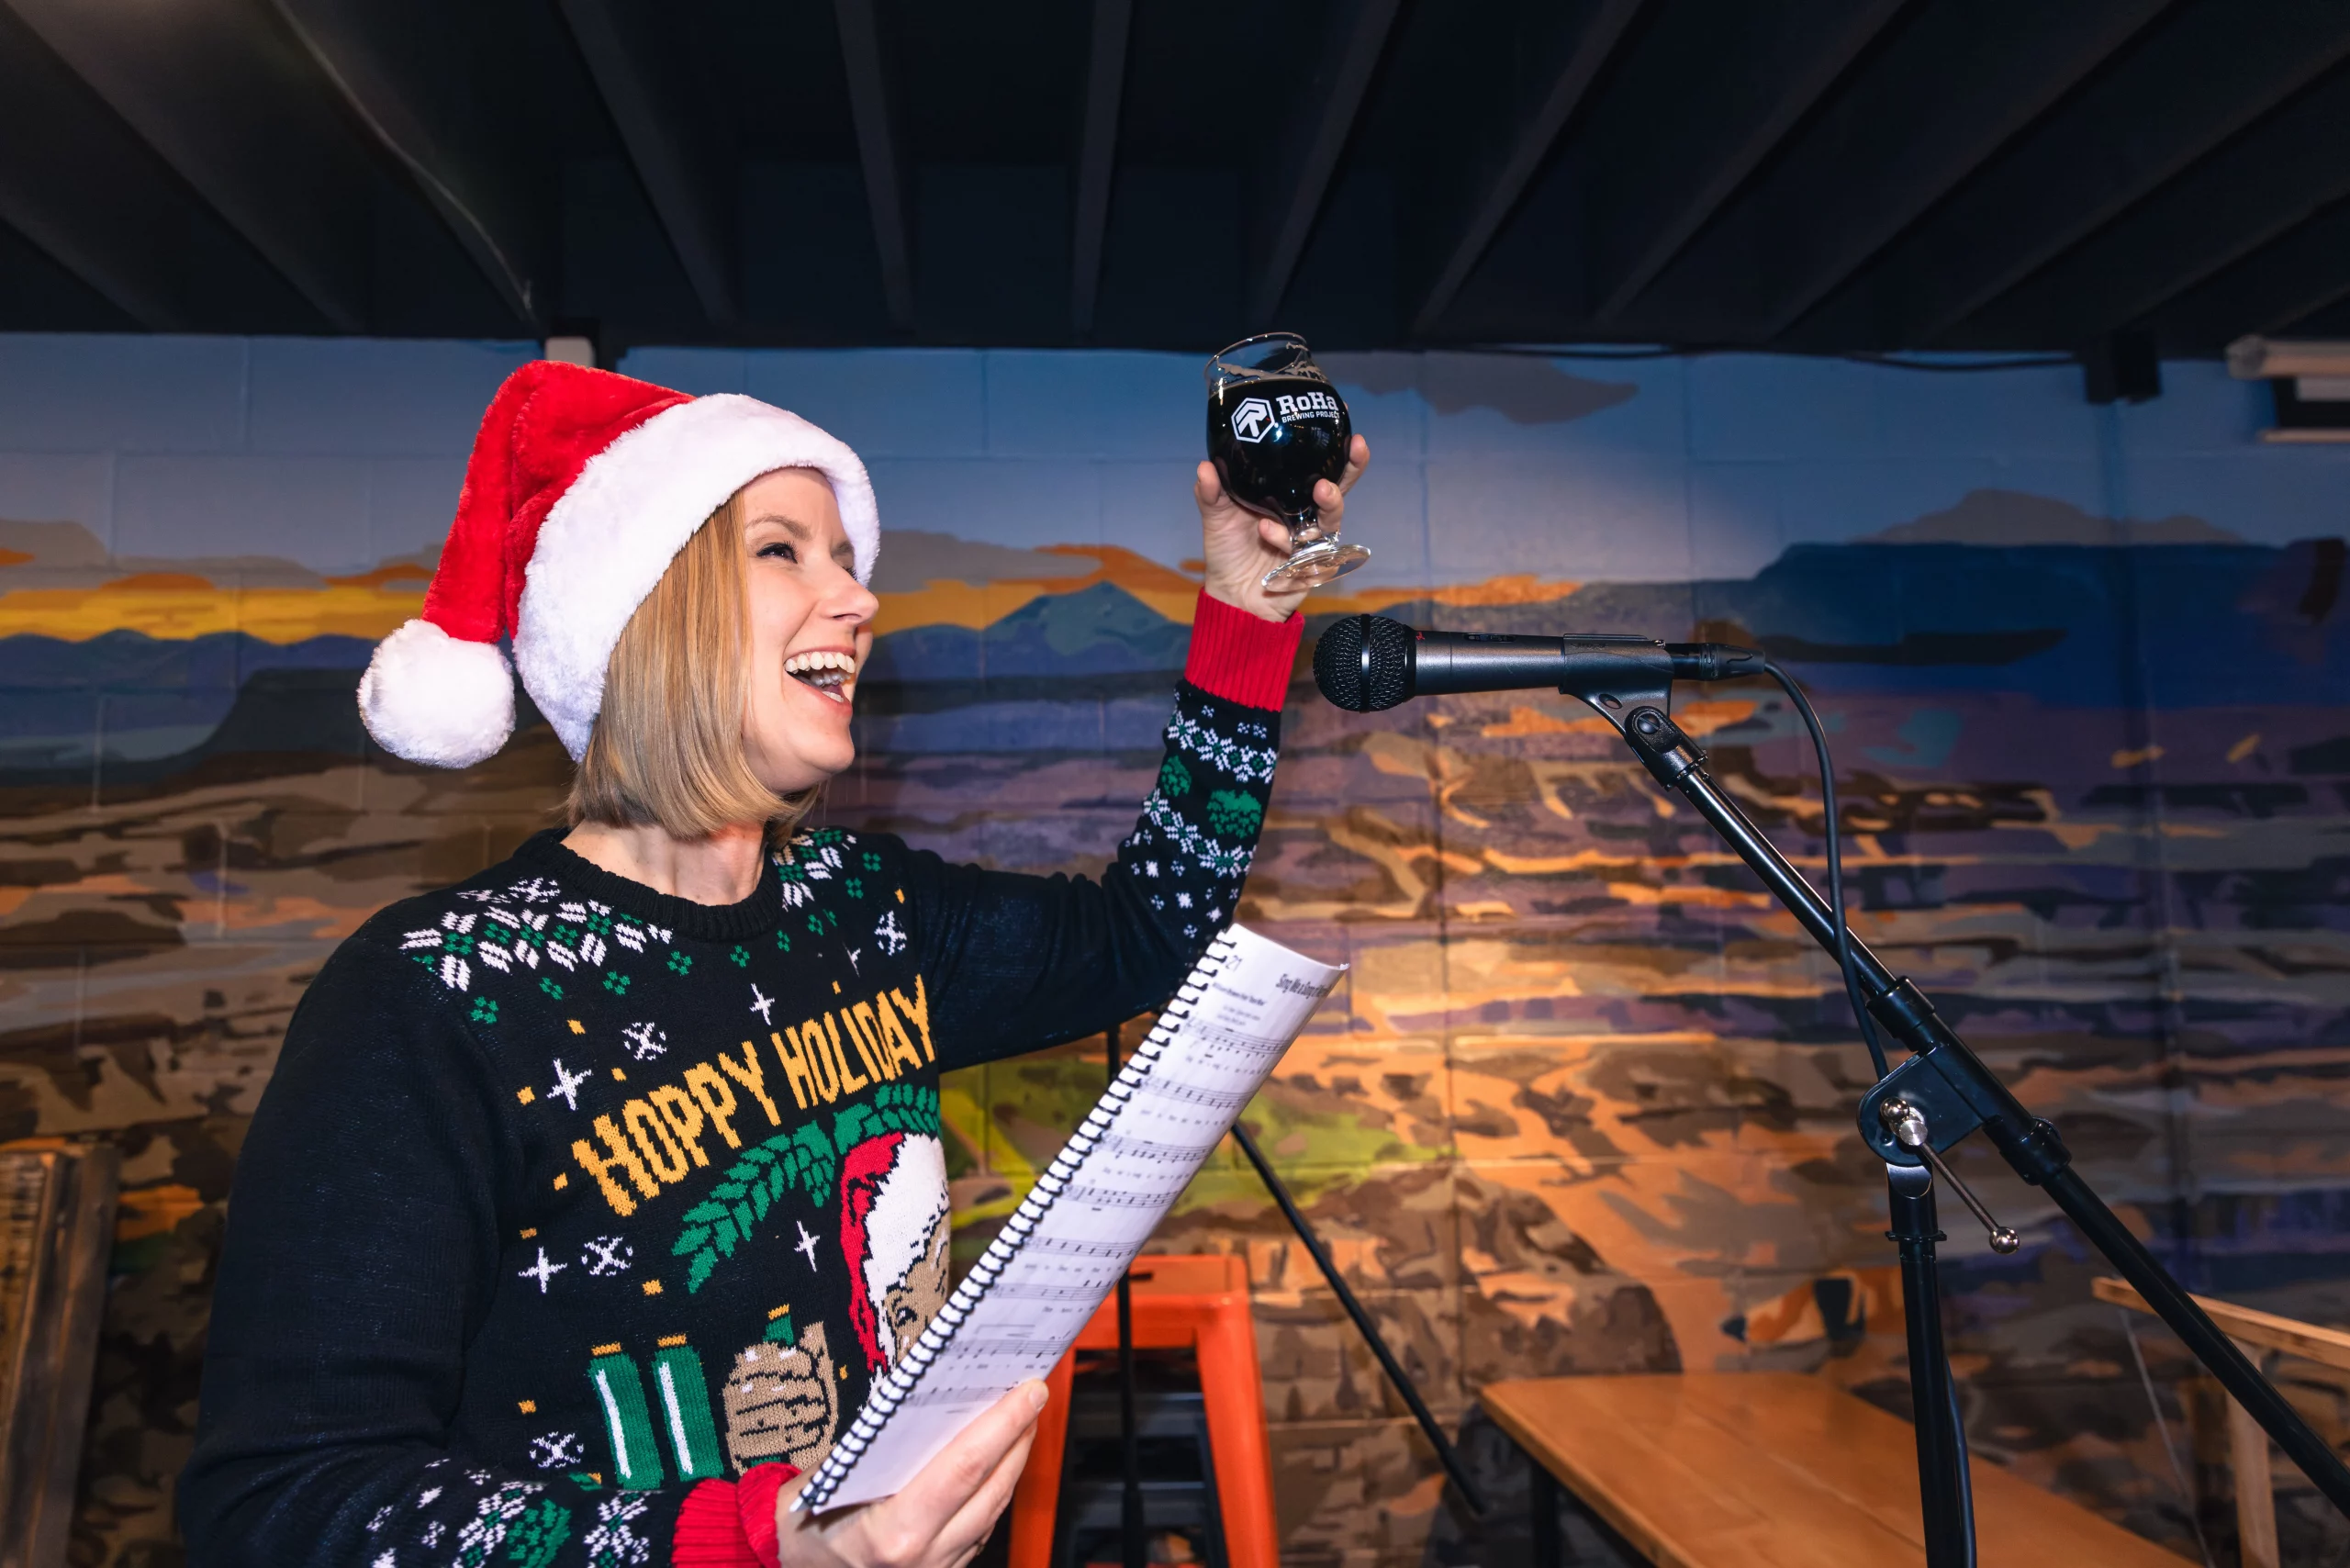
top-left (1206, 374), bottom-right (1352, 523)
top-left (1203, 331), bottom-right (1368, 588)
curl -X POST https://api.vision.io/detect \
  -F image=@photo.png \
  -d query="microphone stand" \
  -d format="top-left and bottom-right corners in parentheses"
top-left (1540, 650), bottom-right (2350, 1562)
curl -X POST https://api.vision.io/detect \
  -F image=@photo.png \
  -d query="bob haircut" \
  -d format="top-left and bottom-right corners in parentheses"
top-left (567, 494), bottom-right (819, 841)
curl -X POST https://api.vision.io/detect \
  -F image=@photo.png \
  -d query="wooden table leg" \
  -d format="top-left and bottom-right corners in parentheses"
top-left (1528, 1446), bottom-right (1561, 1568)
top-left (2228, 1338), bottom-right (2280, 1568)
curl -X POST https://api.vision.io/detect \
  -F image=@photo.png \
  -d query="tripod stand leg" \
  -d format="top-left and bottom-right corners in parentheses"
top-left (1229, 1123), bottom-right (1486, 1515)
top-left (1887, 1162), bottom-right (1971, 1568)
top-left (1528, 1458), bottom-right (1561, 1568)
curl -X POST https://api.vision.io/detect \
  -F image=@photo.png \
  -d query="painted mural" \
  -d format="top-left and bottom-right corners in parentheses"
top-left (2, 339), bottom-right (2346, 1567)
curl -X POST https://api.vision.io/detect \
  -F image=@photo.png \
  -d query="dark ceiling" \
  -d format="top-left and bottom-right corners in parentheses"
top-left (4, 0), bottom-right (2349, 358)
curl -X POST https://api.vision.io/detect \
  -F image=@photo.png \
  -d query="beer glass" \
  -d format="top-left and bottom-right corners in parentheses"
top-left (1204, 332), bottom-right (1369, 588)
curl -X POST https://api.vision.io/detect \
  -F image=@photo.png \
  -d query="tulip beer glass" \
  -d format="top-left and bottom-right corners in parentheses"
top-left (1204, 332), bottom-right (1368, 588)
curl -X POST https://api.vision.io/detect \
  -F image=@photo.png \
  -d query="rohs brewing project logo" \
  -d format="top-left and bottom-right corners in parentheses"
top-left (1230, 397), bottom-right (1275, 442)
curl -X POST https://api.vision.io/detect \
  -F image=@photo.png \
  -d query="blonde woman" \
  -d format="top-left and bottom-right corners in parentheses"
top-left (181, 361), bottom-right (1364, 1568)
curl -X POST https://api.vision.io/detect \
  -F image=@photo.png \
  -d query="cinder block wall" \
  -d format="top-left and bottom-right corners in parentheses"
top-left (3, 337), bottom-right (2345, 1565)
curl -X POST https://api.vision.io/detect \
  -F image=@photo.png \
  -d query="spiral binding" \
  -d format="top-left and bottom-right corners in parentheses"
top-left (796, 928), bottom-right (1245, 1511)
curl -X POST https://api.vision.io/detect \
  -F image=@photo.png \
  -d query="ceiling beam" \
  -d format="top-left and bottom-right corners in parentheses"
top-left (559, 0), bottom-right (737, 328)
top-left (1957, 68), bottom-right (2350, 347)
top-left (1623, 0), bottom-right (2165, 344)
top-left (2154, 196), bottom-right (2350, 350)
top-left (1807, 0), bottom-right (2350, 349)
top-left (1070, 0), bottom-right (1132, 337)
top-left (834, 0), bottom-right (914, 332)
top-left (2, 0), bottom-right (374, 331)
top-left (1408, 0), bottom-right (1646, 338)
top-left (0, 6), bottom-right (194, 330)
top-left (1585, 0), bottom-right (1907, 324)
top-left (271, 0), bottom-right (549, 330)
top-left (1245, 0), bottom-right (1404, 326)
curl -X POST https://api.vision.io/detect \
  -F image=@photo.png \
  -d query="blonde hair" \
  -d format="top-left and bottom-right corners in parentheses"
top-left (567, 496), bottom-right (819, 840)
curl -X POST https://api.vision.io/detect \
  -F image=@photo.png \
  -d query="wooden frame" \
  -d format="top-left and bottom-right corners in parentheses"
top-left (2094, 1274), bottom-right (2350, 1568)
top-left (0, 1143), bottom-right (119, 1568)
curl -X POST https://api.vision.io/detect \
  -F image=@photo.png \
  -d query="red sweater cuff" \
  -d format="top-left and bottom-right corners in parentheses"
top-left (1183, 590), bottom-right (1303, 711)
top-left (669, 1464), bottom-right (795, 1568)
top-left (672, 1478), bottom-right (759, 1568)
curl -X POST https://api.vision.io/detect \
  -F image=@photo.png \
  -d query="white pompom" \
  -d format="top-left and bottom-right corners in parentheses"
top-left (358, 618), bottom-right (516, 767)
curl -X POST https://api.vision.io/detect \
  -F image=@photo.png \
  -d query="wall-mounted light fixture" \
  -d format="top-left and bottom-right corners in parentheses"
top-left (2227, 336), bottom-right (2350, 442)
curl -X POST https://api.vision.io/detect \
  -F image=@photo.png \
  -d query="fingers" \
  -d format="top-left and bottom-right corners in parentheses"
top-left (1258, 517), bottom-right (1291, 554)
top-left (1313, 438), bottom-right (1369, 529)
top-left (871, 1383), bottom-right (1046, 1552)
top-left (1193, 459), bottom-right (1225, 510)
top-left (934, 1423), bottom-right (1040, 1568)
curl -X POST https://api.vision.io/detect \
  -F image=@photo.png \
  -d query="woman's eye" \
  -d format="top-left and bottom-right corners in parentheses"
top-left (758, 542), bottom-right (799, 563)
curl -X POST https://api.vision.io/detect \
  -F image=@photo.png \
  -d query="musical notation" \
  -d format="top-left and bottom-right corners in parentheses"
top-left (796, 925), bottom-right (1345, 1512)
top-left (1028, 1237), bottom-right (1127, 1259)
top-left (1136, 1081), bottom-right (1250, 1112)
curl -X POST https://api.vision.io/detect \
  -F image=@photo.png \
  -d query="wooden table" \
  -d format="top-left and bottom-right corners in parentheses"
top-left (1481, 1373), bottom-right (2188, 1568)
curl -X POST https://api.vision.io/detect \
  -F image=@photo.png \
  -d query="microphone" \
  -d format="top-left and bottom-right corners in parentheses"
top-left (1313, 613), bottom-right (1765, 712)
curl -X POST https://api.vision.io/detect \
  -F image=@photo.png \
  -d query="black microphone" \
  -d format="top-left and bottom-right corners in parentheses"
top-left (1313, 613), bottom-right (1765, 712)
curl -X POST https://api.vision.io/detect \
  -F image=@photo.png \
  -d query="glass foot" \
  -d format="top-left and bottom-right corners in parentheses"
top-left (1262, 540), bottom-right (1371, 590)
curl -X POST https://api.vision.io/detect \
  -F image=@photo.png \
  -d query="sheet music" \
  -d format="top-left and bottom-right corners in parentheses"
top-left (797, 924), bottom-right (1344, 1511)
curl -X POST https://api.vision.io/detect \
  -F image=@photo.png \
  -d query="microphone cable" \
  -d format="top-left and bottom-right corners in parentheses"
top-left (1760, 660), bottom-right (1889, 1080)
top-left (1762, 658), bottom-right (1975, 1564)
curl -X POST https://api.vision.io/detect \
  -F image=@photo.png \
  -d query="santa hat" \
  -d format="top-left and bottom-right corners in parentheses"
top-left (358, 360), bottom-right (879, 767)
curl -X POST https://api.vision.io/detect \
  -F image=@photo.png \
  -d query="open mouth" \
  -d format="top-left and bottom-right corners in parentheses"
top-left (784, 649), bottom-right (858, 705)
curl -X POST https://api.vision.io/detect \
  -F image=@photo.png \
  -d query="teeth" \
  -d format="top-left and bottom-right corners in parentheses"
top-left (784, 650), bottom-right (856, 674)
top-left (784, 648), bottom-right (858, 704)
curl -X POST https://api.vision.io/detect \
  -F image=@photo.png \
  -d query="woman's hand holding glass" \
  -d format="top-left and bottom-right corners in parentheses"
top-left (1195, 432), bottom-right (1371, 624)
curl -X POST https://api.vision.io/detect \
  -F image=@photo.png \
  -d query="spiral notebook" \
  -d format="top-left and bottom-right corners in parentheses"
top-left (796, 923), bottom-right (1345, 1512)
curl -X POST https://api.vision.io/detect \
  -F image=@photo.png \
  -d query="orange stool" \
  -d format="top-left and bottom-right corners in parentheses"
top-left (1007, 1254), bottom-right (1276, 1568)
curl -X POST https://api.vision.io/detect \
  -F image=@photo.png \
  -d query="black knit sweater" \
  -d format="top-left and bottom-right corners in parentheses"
top-left (183, 664), bottom-right (1289, 1568)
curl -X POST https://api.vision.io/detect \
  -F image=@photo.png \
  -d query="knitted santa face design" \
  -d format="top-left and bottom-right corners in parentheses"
top-left (838, 1131), bottom-right (953, 1372)
top-left (358, 360), bottom-right (879, 768)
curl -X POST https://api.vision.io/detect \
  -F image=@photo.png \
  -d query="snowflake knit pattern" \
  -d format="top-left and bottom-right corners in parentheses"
top-left (183, 660), bottom-right (1293, 1568)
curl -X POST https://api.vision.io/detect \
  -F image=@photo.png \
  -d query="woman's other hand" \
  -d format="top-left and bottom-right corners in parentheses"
top-left (775, 1380), bottom-right (1046, 1568)
top-left (1196, 432), bottom-right (1371, 622)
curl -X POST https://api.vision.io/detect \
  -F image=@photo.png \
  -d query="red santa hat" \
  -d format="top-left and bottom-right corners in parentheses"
top-left (358, 360), bottom-right (879, 767)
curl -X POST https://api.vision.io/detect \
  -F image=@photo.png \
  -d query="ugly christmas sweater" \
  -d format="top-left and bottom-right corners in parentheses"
top-left (181, 594), bottom-right (1300, 1568)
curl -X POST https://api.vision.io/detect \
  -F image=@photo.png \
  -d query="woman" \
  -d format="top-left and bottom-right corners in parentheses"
top-left (180, 361), bottom-right (1364, 1568)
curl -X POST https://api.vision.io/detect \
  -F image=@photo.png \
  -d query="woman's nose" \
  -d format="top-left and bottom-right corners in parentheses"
top-left (832, 571), bottom-right (880, 623)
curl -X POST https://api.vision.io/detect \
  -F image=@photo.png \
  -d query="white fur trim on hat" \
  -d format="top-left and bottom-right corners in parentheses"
top-left (514, 394), bottom-right (880, 760)
top-left (358, 618), bottom-right (517, 768)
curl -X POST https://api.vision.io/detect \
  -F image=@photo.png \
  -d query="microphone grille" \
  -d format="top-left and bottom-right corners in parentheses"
top-left (1313, 614), bottom-right (1415, 711)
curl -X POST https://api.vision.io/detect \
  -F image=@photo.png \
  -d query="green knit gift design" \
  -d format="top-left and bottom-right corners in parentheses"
top-left (670, 1081), bottom-right (940, 1293)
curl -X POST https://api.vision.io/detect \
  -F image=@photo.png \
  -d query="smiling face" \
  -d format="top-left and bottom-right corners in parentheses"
top-left (736, 467), bottom-right (880, 794)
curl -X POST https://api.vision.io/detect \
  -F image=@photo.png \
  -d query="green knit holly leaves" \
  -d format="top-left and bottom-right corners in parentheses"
top-left (673, 1123), bottom-right (831, 1293)
top-left (1203, 790), bottom-right (1262, 837)
top-left (834, 1081), bottom-right (938, 1155)
top-left (670, 1082), bottom-right (941, 1293)
top-left (1158, 755), bottom-right (1192, 798)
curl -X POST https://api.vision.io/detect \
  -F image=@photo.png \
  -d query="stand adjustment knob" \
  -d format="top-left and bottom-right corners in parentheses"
top-left (1880, 1100), bottom-right (2020, 1255)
